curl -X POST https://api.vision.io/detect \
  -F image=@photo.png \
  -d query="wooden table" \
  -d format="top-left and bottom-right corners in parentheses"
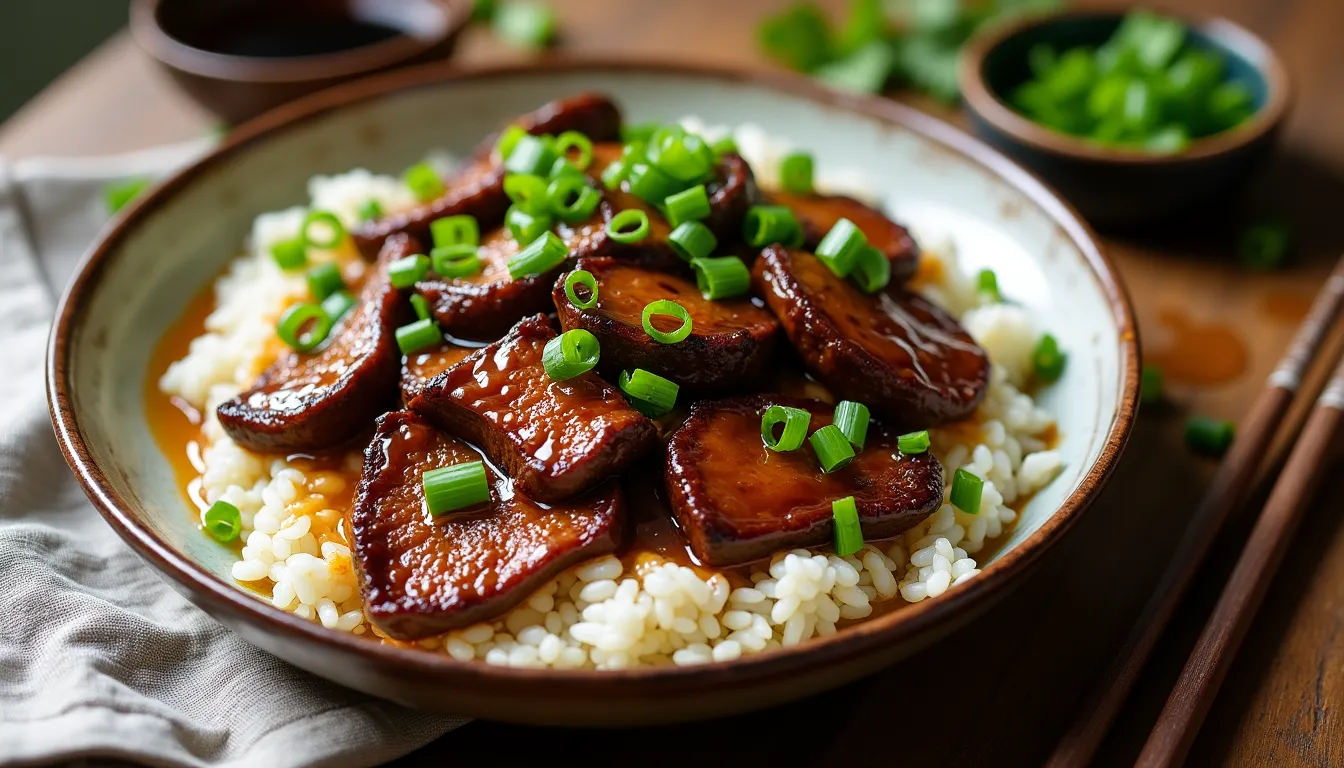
top-left (8, 1), bottom-right (1343, 764)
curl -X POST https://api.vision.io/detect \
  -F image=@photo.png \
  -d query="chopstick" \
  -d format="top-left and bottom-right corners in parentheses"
top-left (1045, 256), bottom-right (1344, 768)
top-left (1137, 349), bottom-right (1344, 767)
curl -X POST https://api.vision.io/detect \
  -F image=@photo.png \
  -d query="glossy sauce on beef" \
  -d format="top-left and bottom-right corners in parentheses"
top-left (399, 339), bottom-right (481, 404)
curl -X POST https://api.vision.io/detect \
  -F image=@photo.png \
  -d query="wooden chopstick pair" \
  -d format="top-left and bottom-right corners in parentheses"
top-left (1046, 255), bottom-right (1344, 768)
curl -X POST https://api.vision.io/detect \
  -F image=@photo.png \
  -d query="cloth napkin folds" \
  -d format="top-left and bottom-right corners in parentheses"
top-left (0, 140), bottom-right (463, 766)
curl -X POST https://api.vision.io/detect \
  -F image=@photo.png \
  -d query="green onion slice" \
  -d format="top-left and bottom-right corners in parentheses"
top-left (641, 299), bottom-right (693, 344)
top-left (389, 253), bottom-right (431, 289)
top-left (403, 162), bottom-right (445, 202)
top-left (506, 205), bottom-right (554, 245)
top-left (607, 209), bottom-right (651, 244)
top-left (431, 215), bottom-right (479, 249)
top-left (852, 245), bottom-right (890, 293)
top-left (357, 199), bottom-right (384, 222)
top-left (276, 303), bottom-right (334, 352)
top-left (1033, 333), bottom-right (1067, 382)
top-left (809, 424), bottom-right (856, 473)
top-left (897, 430), bottom-right (931, 454)
top-left (105, 177), bottom-right (150, 214)
top-left (270, 236), bottom-right (308, 270)
top-left (743, 205), bottom-right (803, 248)
top-left (564, 269), bottom-right (599, 310)
top-left (710, 136), bottom-right (738, 157)
top-left (621, 123), bottom-right (659, 144)
top-left (832, 496), bottom-right (863, 557)
top-left (431, 245), bottom-right (481, 278)
top-left (547, 176), bottom-right (601, 223)
top-left (950, 468), bottom-right (984, 515)
top-left (1185, 416), bottom-right (1235, 457)
top-left (691, 256), bottom-right (750, 300)
top-left (600, 156), bottom-right (631, 191)
top-left (321, 290), bottom-right (356, 324)
top-left (306, 262), bottom-right (344, 300)
top-left (1141, 364), bottom-right (1164, 406)
top-left (542, 329), bottom-right (601, 381)
top-left (410, 293), bottom-right (432, 321)
top-left (619, 369), bottom-right (679, 417)
top-left (1238, 218), bottom-right (1291, 271)
top-left (816, 218), bottom-right (866, 277)
top-left (977, 268), bottom-right (1001, 302)
top-left (503, 134), bottom-right (558, 176)
top-left (646, 126), bottom-right (713, 182)
top-left (423, 461), bottom-right (491, 516)
top-left (507, 232), bottom-right (568, 280)
top-left (626, 162), bottom-right (684, 206)
top-left (203, 500), bottom-right (242, 543)
top-left (669, 221), bottom-right (718, 263)
top-left (395, 318), bottom-right (442, 355)
top-left (504, 173), bottom-right (551, 215)
top-left (779, 152), bottom-right (814, 195)
top-left (496, 125), bottom-right (527, 159)
top-left (833, 400), bottom-right (870, 450)
top-left (664, 184), bottom-right (711, 227)
top-left (492, 1), bottom-right (556, 50)
top-left (302, 210), bottom-right (345, 249)
top-left (554, 130), bottom-right (594, 170)
top-left (760, 405), bottom-right (811, 451)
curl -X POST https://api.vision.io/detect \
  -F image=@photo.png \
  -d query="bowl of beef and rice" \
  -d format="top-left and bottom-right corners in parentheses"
top-left (47, 61), bottom-right (1138, 723)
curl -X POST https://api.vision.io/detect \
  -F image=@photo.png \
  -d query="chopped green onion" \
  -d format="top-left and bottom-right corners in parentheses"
top-left (950, 468), bottom-right (984, 515)
top-left (306, 263), bottom-right (344, 300)
top-left (104, 177), bottom-right (150, 214)
top-left (504, 134), bottom-right (558, 177)
top-left (832, 400), bottom-right (870, 450)
top-left (641, 299), bottom-right (693, 344)
top-left (760, 405), bottom-right (811, 451)
top-left (831, 496), bottom-right (863, 557)
top-left (710, 136), bottom-right (739, 157)
top-left (547, 176), bottom-right (601, 222)
top-left (504, 173), bottom-right (551, 215)
top-left (977, 268), bottom-right (1001, 302)
top-left (302, 210), bottom-right (344, 249)
top-left (1185, 416), bottom-right (1235, 457)
top-left (626, 162), bottom-right (684, 206)
top-left (1237, 218), bottom-right (1291, 271)
top-left (664, 185), bottom-right (711, 227)
top-left (669, 221), bottom-right (718, 263)
top-left (1033, 333), bottom-right (1067, 383)
top-left (809, 424), bottom-right (855, 473)
top-left (600, 156), bottom-right (631, 190)
top-left (646, 126), bottom-right (713, 182)
top-left (815, 41), bottom-right (896, 95)
top-left (897, 430), bottom-right (930, 454)
top-left (779, 152), bottom-right (815, 195)
top-left (357, 199), bottom-right (384, 222)
top-left (203, 500), bottom-right (242, 543)
top-left (321, 290), bottom-right (356, 323)
top-left (431, 215), bottom-right (479, 249)
top-left (553, 130), bottom-right (594, 171)
top-left (270, 236), bottom-right (307, 270)
top-left (549, 155), bottom-right (584, 181)
top-left (276, 303), bottom-right (334, 352)
top-left (619, 369), bottom-right (679, 417)
top-left (496, 125), bottom-right (527, 159)
top-left (564, 269), bottom-right (599, 310)
top-left (758, 3), bottom-right (832, 72)
top-left (410, 293), bottom-right (432, 321)
top-left (507, 231), bottom-right (568, 280)
top-left (852, 246), bottom-right (890, 293)
top-left (542, 328), bottom-right (601, 381)
top-left (395, 318), bottom-right (442, 355)
top-left (1141, 364), bottom-right (1164, 405)
top-left (506, 205), bottom-right (554, 244)
top-left (691, 256), bottom-right (750, 300)
top-left (471, 0), bottom-right (496, 23)
top-left (816, 218), bottom-right (866, 277)
top-left (621, 123), bottom-right (659, 144)
top-left (607, 209), bottom-right (651, 244)
top-left (403, 162), bottom-right (444, 202)
top-left (423, 461), bottom-right (491, 516)
top-left (743, 205), bottom-right (803, 248)
top-left (431, 244), bottom-right (481, 278)
top-left (389, 254), bottom-right (431, 289)
top-left (492, 1), bottom-right (556, 49)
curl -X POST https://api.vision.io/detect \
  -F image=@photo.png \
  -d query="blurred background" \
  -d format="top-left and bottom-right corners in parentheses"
top-left (0, 2), bottom-right (125, 120)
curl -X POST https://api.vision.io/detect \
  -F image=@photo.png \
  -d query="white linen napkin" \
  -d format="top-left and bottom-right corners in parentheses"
top-left (0, 140), bottom-right (463, 767)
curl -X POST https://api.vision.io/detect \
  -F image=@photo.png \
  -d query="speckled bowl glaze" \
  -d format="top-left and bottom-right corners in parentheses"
top-left (48, 61), bottom-right (1138, 724)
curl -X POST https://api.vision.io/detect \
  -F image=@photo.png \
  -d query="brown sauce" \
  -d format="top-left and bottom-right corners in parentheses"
top-left (1145, 307), bottom-right (1247, 386)
top-left (1260, 289), bottom-right (1314, 325)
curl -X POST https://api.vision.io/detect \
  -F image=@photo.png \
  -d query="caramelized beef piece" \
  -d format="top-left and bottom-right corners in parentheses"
top-left (216, 235), bottom-right (417, 452)
top-left (552, 257), bottom-right (779, 393)
top-left (771, 190), bottom-right (920, 282)
top-left (415, 208), bottom-right (609, 341)
top-left (409, 314), bottom-right (658, 501)
top-left (753, 246), bottom-right (989, 426)
top-left (352, 410), bottom-right (623, 639)
top-left (399, 339), bottom-right (481, 404)
top-left (665, 395), bottom-right (944, 566)
top-left (352, 93), bottom-right (623, 258)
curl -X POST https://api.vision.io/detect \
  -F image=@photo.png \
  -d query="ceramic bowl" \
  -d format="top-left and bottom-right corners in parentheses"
top-left (959, 8), bottom-right (1290, 230)
top-left (48, 61), bottom-right (1138, 724)
top-left (130, 0), bottom-right (472, 124)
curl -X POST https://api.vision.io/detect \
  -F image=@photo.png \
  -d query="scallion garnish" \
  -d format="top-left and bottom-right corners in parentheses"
top-left (977, 268), bottom-right (1001, 302)
top-left (691, 256), bottom-right (750, 301)
top-left (1185, 416), bottom-right (1234, 457)
top-left (357, 199), bottom-right (384, 222)
top-left (403, 162), bottom-right (445, 202)
top-left (104, 177), bottom-right (150, 214)
top-left (832, 400), bottom-right (870, 450)
top-left (306, 263), bottom-right (344, 300)
top-left (542, 329), bottom-right (601, 381)
top-left (507, 231), bottom-right (568, 280)
top-left (270, 236), bottom-right (308, 270)
top-left (626, 162), bottom-right (684, 206)
top-left (710, 136), bottom-right (739, 157)
top-left (1033, 333), bottom-right (1067, 383)
top-left (504, 173), bottom-right (551, 215)
top-left (410, 293), bottom-right (432, 321)
top-left (496, 125), bottom-right (527, 159)
top-left (831, 496), bottom-right (863, 557)
top-left (564, 269), bottom-right (599, 310)
top-left (503, 134), bottom-right (558, 176)
top-left (1141, 364), bottom-right (1164, 405)
top-left (669, 221), bottom-right (718, 263)
top-left (743, 205), bottom-right (803, 248)
top-left (547, 176), bottom-right (601, 222)
top-left (897, 430), bottom-right (930, 454)
top-left (431, 215), bottom-right (479, 249)
top-left (203, 500), bottom-right (242, 543)
top-left (760, 405), bottom-right (811, 452)
top-left (950, 468), bottom-right (984, 515)
top-left (600, 156), bottom-right (631, 191)
top-left (621, 123), bottom-right (659, 144)
top-left (809, 424), bottom-right (855, 473)
top-left (553, 130), bottom-right (594, 171)
top-left (619, 369), bottom-right (679, 417)
top-left (816, 218), bottom-right (866, 277)
top-left (321, 290), bottom-right (356, 324)
top-left (664, 184), bottom-right (711, 228)
top-left (423, 461), bottom-right (491, 516)
top-left (852, 246), bottom-right (890, 293)
top-left (779, 151), bottom-right (815, 195)
top-left (389, 254), bottom-right (431, 289)
top-left (395, 318), bottom-right (442, 355)
top-left (646, 126), bottom-right (713, 182)
top-left (1237, 218), bottom-right (1291, 271)
top-left (641, 299), bottom-right (693, 344)
top-left (492, 1), bottom-right (556, 50)
top-left (276, 303), bottom-right (334, 352)
top-left (607, 209), bottom-right (651, 244)
top-left (506, 205), bottom-right (554, 244)
top-left (302, 210), bottom-right (345, 249)
top-left (431, 245), bottom-right (481, 278)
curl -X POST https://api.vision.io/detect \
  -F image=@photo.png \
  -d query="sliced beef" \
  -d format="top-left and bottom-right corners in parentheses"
top-left (216, 234), bottom-right (417, 452)
top-left (352, 410), bottom-right (623, 640)
top-left (753, 246), bottom-right (989, 427)
top-left (400, 339), bottom-right (481, 404)
top-left (770, 190), bottom-right (920, 283)
top-left (665, 395), bottom-right (944, 566)
top-left (552, 257), bottom-right (779, 393)
top-left (352, 93), bottom-right (623, 258)
top-left (409, 314), bottom-right (658, 502)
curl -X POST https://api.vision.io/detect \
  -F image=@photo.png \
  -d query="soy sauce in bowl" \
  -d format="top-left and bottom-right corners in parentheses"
top-left (201, 18), bottom-right (405, 59)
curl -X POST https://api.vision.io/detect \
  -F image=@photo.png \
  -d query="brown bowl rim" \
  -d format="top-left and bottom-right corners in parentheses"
top-left (47, 58), bottom-right (1140, 695)
top-left (129, 0), bottom-right (472, 84)
top-left (958, 5), bottom-right (1292, 165)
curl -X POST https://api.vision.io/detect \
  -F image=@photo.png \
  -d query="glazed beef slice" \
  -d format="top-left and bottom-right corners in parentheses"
top-left (770, 190), bottom-right (919, 283)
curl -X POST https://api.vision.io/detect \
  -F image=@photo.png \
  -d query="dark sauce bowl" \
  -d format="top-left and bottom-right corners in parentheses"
top-left (131, 0), bottom-right (472, 124)
top-left (959, 7), bottom-right (1290, 230)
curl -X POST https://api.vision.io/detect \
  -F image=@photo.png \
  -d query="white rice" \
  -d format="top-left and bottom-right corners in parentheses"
top-left (159, 126), bottom-right (1064, 668)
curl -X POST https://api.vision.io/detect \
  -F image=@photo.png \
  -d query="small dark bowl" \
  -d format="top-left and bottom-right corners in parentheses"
top-left (959, 7), bottom-right (1290, 230)
top-left (131, 0), bottom-right (472, 124)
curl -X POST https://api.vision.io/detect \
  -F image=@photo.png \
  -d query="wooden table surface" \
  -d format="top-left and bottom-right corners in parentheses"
top-left (8, 1), bottom-right (1343, 765)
